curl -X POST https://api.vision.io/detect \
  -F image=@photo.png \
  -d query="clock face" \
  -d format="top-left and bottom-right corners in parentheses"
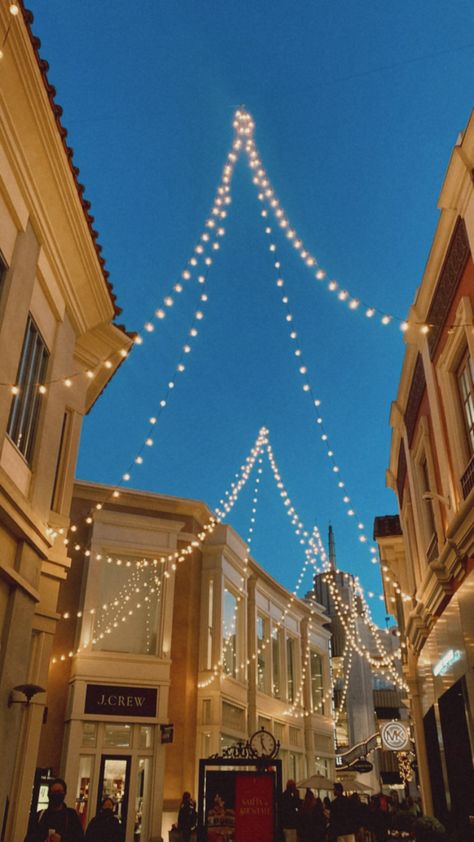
top-left (250, 729), bottom-right (277, 757)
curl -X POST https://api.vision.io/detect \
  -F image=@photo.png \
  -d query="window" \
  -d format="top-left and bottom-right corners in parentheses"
top-left (457, 351), bottom-right (474, 456)
top-left (222, 588), bottom-right (238, 678)
top-left (257, 614), bottom-right (267, 692)
top-left (222, 701), bottom-right (245, 731)
top-left (50, 410), bottom-right (73, 513)
top-left (286, 636), bottom-right (295, 703)
top-left (272, 629), bottom-right (281, 698)
top-left (7, 316), bottom-right (49, 463)
top-left (310, 651), bottom-right (324, 714)
top-left (206, 579), bottom-right (214, 669)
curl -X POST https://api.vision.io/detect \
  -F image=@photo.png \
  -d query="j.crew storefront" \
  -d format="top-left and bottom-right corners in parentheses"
top-left (61, 667), bottom-right (168, 842)
top-left (418, 569), bottom-right (474, 827)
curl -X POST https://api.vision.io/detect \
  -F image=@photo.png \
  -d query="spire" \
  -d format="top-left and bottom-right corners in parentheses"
top-left (328, 524), bottom-right (336, 570)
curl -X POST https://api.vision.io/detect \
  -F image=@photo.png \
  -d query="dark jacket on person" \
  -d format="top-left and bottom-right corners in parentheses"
top-left (329, 794), bottom-right (357, 840)
top-left (25, 805), bottom-right (84, 842)
top-left (280, 789), bottom-right (302, 830)
top-left (300, 803), bottom-right (327, 842)
top-left (85, 808), bottom-right (124, 842)
top-left (177, 801), bottom-right (197, 833)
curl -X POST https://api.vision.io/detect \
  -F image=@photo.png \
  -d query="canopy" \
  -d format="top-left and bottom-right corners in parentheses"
top-left (296, 773), bottom-right (334, 791)
top-left (339, 779), bottom-right (373, 794)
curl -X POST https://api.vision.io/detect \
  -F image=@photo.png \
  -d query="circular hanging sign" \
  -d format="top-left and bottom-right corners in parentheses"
top-left (381, 721), bottom-right (410, 751)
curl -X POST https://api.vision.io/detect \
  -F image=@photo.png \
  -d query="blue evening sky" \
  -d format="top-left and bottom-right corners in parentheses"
top-left (27, 0), bottom-right (474, 622)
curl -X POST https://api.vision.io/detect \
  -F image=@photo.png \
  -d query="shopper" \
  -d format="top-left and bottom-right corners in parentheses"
top-left (329, 783), bottom-right (356, 842)
top-left (177, 791), bottom-right (197, 842)
top-left (25, 778), bottom-right (84, 842)
top-left (280, 779), bottom-right (302, 842)
top-left (85, 797), bottom-right (124, 842)
top-left (299, 791), bottom-right (327, 842)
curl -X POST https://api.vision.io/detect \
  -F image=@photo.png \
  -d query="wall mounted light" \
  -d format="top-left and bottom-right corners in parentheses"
top-left (8, 684), bottom-right (45, 708)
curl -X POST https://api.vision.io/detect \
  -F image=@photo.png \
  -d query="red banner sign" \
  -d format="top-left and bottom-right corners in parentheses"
top-left (235, 774), bottom-right (274, 842)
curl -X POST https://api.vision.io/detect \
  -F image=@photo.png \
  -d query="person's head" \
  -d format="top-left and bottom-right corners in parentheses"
top-left (334, 783), bottom-right (344, 798)
top-left (303, 789), bottom-right (315, 808)
top-left (48, 778), bottom-right (67, 809)
top-left (182, 791), bottom-right (192, 804)
top-left (286, 779), bottom-right (297, 794)
top-left (323, 796), bottom-right (331, 808)
top-left (101, 797), bottom-right (114, 813)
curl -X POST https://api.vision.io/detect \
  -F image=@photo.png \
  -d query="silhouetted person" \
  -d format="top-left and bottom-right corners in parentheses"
top-left (280, 780), bottom-right (302, 842)
top-left (85, 798), bottom-right (124, 842)
top-left (25, 778), bottom-right (84, 842)
top-left (329, 783), bottom-right (357, 842)
top-left (177, 791), bottom-right (197, 842)
top-left (300, 791), bottom-right (327, 842)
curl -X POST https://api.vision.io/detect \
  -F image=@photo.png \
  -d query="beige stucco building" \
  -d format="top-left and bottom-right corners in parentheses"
top-left (38, 481), bottom-right (334, 842)
top-left (0, 4), bottom-right (132, 839)
top-left (374, 111), bottom-right (474, 828)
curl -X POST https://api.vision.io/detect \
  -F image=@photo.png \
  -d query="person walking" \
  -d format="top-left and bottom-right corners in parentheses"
top-left (280, 780), bottom-right (302, 842)
top-left (177, 791), bottom-right (197, 842)
top-left (25, 778), bottom-right (84, 842)
top-left (329, 783), bottom-right (357, 842)
top-left (299, 791), bottom-right (327, 842)
top-left (84, 798), bottom-right (124, 842)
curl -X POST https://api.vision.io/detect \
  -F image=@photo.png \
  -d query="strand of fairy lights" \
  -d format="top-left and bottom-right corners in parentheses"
top-left (309, 525), bottom-right (405, 681)
top-left (49, 268), bottom-right (216, 551)
top-left (92, 563), bottom-right (162, 644)
top-left (257, 216), bottom-right (383, 573)
top-left (199, 451), bottom-right (265, 688)
top-left (264, 440), bottom-right (406, 689)
top-left (51, 428), bottom-right (268, 663)
top-left (238, 109), bottom-right (431, 335)
top-left (258, 219), bottom-right (415, 608)
top-left (334, 632), bottom-right (353, 727)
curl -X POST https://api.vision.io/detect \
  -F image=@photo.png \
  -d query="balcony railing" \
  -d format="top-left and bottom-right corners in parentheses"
top-left (461, 455), bottom-right (474, 500)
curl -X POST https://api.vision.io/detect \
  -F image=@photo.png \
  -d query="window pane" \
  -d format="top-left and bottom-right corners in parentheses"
top-left (222, 589), bottom-right (237, 678)
top-left (287, 637), bottom-right (295, 703)
top-left (7, 316), bottom-right (49, 463)
top-left (272, 632), bottom-right (281, 698)
top-left (92, 561), bottom-right (162, 655)
top-left (222, 701), bottom-right (245, 731)
top-left (310, 651), bottom-right (324, 714)
top-left (458, 353), bottom-right (474, 455)
top-left (103, 723), bottom-right (131, 748)
top-left (82, 722), bottom-right (97, 747)
top-left (257, 615), bottom-right (266, 692)
top-left (138, 726), bottom-right (153, 749)
top-left (75, 756), bottom-right (93, 825)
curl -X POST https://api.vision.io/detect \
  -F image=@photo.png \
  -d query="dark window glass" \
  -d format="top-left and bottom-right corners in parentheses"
top-left (7, 316), bottom-right (49, 463)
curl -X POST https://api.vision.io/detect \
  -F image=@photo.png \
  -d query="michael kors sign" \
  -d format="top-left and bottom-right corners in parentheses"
top-left (85, 684), bottom-right (157, 717)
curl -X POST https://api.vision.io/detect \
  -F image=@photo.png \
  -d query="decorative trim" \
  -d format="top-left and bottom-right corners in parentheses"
top-left (405, 355), bottom-right (426, 446)
top-left (428, 217), bottom-right (470, 359)
top-left (397, 445), bottom-right (407, 506)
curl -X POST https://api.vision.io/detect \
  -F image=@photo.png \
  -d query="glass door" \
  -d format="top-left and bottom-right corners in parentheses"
top-left (97, 754), bottom-right (131, 830)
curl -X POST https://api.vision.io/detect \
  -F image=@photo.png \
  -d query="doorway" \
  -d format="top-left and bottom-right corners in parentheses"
top-left (97, 754), bottom-right (131, 828)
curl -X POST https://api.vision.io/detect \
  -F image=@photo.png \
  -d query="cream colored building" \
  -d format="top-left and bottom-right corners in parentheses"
top-left (375, 111), bottom-right (474, 826)
top-left (0, 5), bottom-right (131, 840)
top-left (39, 482), bottom-right (334, 842)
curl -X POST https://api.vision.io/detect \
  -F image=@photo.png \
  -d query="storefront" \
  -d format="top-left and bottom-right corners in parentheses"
top-left (418, 569), bottom-right (474, 826)
top-left (61, 675), bottom-right (167, 841)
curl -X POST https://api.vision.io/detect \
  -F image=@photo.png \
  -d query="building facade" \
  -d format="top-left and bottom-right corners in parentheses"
top-left (314, 529), bottom-right (408, 796)
top-left (375, 111), bottom-right (474, 826)
top-left (0, 5), bottom-right (131, 840)
top-left (37, 482), bottom-right (334, 842)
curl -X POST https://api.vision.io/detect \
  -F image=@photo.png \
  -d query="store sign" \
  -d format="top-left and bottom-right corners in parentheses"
top-left (433, 649), bottom-right (462, 677)
top-left (160, 723), bottom-right (174, 744)
top-left (84, 684), bottom-right (157, 717)
top-left (349, 759), bottom-right (373, 774)
top-left (381, 721), bottom-right (410, 751)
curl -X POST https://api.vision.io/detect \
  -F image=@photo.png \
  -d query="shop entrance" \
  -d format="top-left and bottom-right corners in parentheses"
top-left (438, 677), bottom-right (474, 821)
top-left (97, 754), bottom-right (131, 828)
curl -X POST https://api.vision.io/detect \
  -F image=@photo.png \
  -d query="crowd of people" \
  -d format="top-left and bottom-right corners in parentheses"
top-left (280, 779), bottom-right (422, 842)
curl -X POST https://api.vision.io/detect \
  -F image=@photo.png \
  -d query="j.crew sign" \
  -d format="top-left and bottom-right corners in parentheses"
top-left (85, 684), bottom-right (157, 717)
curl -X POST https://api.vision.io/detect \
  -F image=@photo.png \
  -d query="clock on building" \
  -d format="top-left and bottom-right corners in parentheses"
top-left (249, 727), bottom-right (279, 758)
